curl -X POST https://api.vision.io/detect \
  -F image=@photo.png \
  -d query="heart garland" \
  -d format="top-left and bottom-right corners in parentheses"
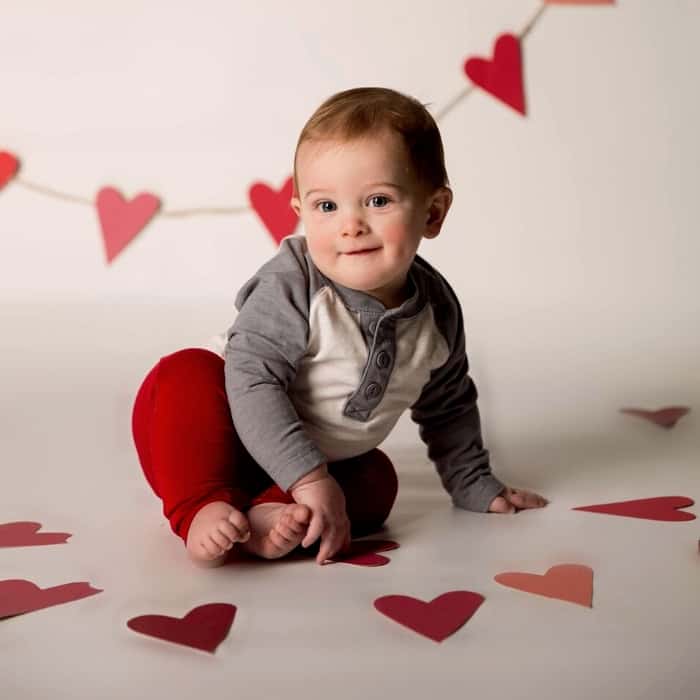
top-left (0, 151), bottom-right (19, 189)
top-left (464, 33), bottom-right (526, 115)
top-left (248, 177), bottom-right (299, 245)
top-left (96, 187), bottom-right (161, 263)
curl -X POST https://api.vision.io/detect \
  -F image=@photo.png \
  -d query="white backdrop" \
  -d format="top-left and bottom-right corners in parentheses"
top-left (2, 4), bottom-right (700, 699)
top-left (2, 0), bottom-right (698, 442)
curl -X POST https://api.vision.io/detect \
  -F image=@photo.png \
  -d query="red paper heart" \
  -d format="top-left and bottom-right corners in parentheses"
top-left (127, 603), bottom-right (236, 653)
top-left (96, 186), bottom-right (161, 263)
top-left (573, 496), bottom-right (695, 521)
top-left (0, 579), bottom-right (102, 618)
top-left (464, 33), bottom-right (526, 115)
top-left (249, 176), bottom-right (298, 244)
top-left (495, 564), bottom-right (593, 607)
top-left (331, 539), bottom-right (399, 567)
top-left (620, 406), bottom-right (690, 429)
top-left (0, 522), bottom-right (71, 548)
top-left (0, 151), bottom-right (20, 189)
top-left (374, 591), bottom-right (484, 642)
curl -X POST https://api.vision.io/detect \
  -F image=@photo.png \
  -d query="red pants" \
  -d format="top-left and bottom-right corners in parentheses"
top-left (131, 348), bottom-right (398, 542)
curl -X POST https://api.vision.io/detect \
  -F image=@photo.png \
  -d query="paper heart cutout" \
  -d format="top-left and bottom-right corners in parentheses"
top-left (0, 151), bottom-right (20, 189)
top-left (573, 496), bottom-right (695, 521)
top-left (331, 539), bottom-right (399, 567)
top-left (620, 406), bottom-right (690, 429)
top-left (0, 579), bottom-right (102, 618)
top-left (127, 603), bottom-right (236, 653)
top-left (96, 186), bottom-right (161, 264)
top-left (248, 176), bottom-right (298, 244)
top-left (0, 522), bottom-right (71, 548)
top-left (495, 564), bottom-right (593, 607)
top-left (374, 591), bottom-right (485, 642)
top-left (464, 33), bottom-right (526, 115)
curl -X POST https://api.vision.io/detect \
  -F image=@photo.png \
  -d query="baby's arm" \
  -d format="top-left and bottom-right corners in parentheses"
top-left (411, 275), bottom-right (547, 513)
top-left (288, 464), bottom-right (351, 564)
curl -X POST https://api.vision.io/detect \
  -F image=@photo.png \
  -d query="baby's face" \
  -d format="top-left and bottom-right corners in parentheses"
top-left (291, 130), bottom-right (446, 308)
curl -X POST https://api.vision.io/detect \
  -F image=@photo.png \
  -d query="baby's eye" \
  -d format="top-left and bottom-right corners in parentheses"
top-left (368, 195), bottom-right (390, 208)
top-left (316, 200), bottom-right (337, 213)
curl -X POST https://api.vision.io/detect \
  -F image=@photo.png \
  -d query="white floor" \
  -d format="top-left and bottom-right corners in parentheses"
top-left (1, 301), bottom-right (698, 700)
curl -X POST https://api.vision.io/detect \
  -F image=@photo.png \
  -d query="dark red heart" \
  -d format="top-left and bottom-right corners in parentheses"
top-left (464, 33), bottom-right (526, 115)
top-left (573, 496), bottom-right (695, 521)
top-left (0, 151), bottom-right (20, 189)
top-left (0, 521), bottom-right (71, 548)
top-left (127, 603), bottom-right (236, 653)
top-left (330, 539), bottom-right (399, 567)
top-left (374, 591), bottom-right (485, 642)
top-left (249, 176), bottom-right (299, 244)
top-left (0, 579), bottom-right (102, 618)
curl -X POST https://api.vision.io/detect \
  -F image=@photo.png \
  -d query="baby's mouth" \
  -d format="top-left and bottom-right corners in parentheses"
top-left (343, 247), bottom-right (380, 256)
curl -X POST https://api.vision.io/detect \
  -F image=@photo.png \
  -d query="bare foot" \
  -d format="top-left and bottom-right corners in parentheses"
top-left (241, 503), bottom-right (311, 560)
top-left (186, 501), bottom-right (250, 567)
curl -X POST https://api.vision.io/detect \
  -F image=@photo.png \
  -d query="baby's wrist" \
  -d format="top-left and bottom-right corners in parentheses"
top-left (289, 462), bottom-right (329, 490)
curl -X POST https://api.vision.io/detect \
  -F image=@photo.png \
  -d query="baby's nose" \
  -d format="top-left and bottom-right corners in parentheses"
top-left (341, 214), bottom-right (368, 236)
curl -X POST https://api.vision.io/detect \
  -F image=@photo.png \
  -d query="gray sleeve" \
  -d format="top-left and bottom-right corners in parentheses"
top-left (224, 265), bottom-right (327, 491)
top-left (410, 280), bottom-right (505, 512)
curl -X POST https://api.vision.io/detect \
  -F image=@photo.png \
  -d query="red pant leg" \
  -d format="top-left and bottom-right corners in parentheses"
top-left (330, 450), bottom-right (398, 537)
top-left (131, 348), bottom-right (272, 541)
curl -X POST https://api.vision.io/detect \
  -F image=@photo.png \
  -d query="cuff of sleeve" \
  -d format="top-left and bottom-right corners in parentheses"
top-left (452, 474), bottom-right (506, 513)
top-left (272, 447), bottom-right (328, 492)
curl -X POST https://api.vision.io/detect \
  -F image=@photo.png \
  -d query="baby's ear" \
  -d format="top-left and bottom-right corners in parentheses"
top-left (291, 196), bottom-right (302, 216)
top-left (424, 187), bottom-right (452, 239)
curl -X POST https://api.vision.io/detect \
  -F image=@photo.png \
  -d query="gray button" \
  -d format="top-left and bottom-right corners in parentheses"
top-left (368, 320), bottom-right (378, 334)
top-left (376, 351), bottom-right (391, 369)
top-left (364, 382), bottom-right (382, 400)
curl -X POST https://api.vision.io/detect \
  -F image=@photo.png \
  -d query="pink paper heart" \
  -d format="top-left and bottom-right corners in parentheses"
top-left (330, 539), bottom-right (399, 567)
top-left (0, 522), bottom-right (71, 548)
top-left (0, 579), bottom-right (102, 618)
top-left (573, 496), bottom-right (695, 522)
top-left (248, 176), bottom-right (299, 244)
top-left (620, 406), bottom-right (690, 429)
top-left (127, 603), bottom-right (236, 653)
top-left (495, 564), bottom-right (593, 607)
top-left (464, 33), bottom-right (526, 115)
top-left (96, 186), bottom-right (161, 263)
top-left (0, 151), bottom-right (20, 189)
top-left (374, 591), bottom-right (485, 643)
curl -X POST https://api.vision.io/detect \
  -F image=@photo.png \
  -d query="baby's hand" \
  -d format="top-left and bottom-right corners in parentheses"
top-left (488, 487), bottom-right (548, 514)
top-left (289, 464), bottom-right (351, 564)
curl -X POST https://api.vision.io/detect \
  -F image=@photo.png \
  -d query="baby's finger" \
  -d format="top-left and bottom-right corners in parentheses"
top-left (302, 513), bottom-right (324, 549)
top-left (317, 527), bottom-right (342, 564)
top-left (510, 489), bottom-right (546, 509)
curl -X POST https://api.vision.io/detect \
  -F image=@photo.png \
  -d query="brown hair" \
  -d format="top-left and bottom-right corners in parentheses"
top-left (293, 87), bottom-right (449, 196)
